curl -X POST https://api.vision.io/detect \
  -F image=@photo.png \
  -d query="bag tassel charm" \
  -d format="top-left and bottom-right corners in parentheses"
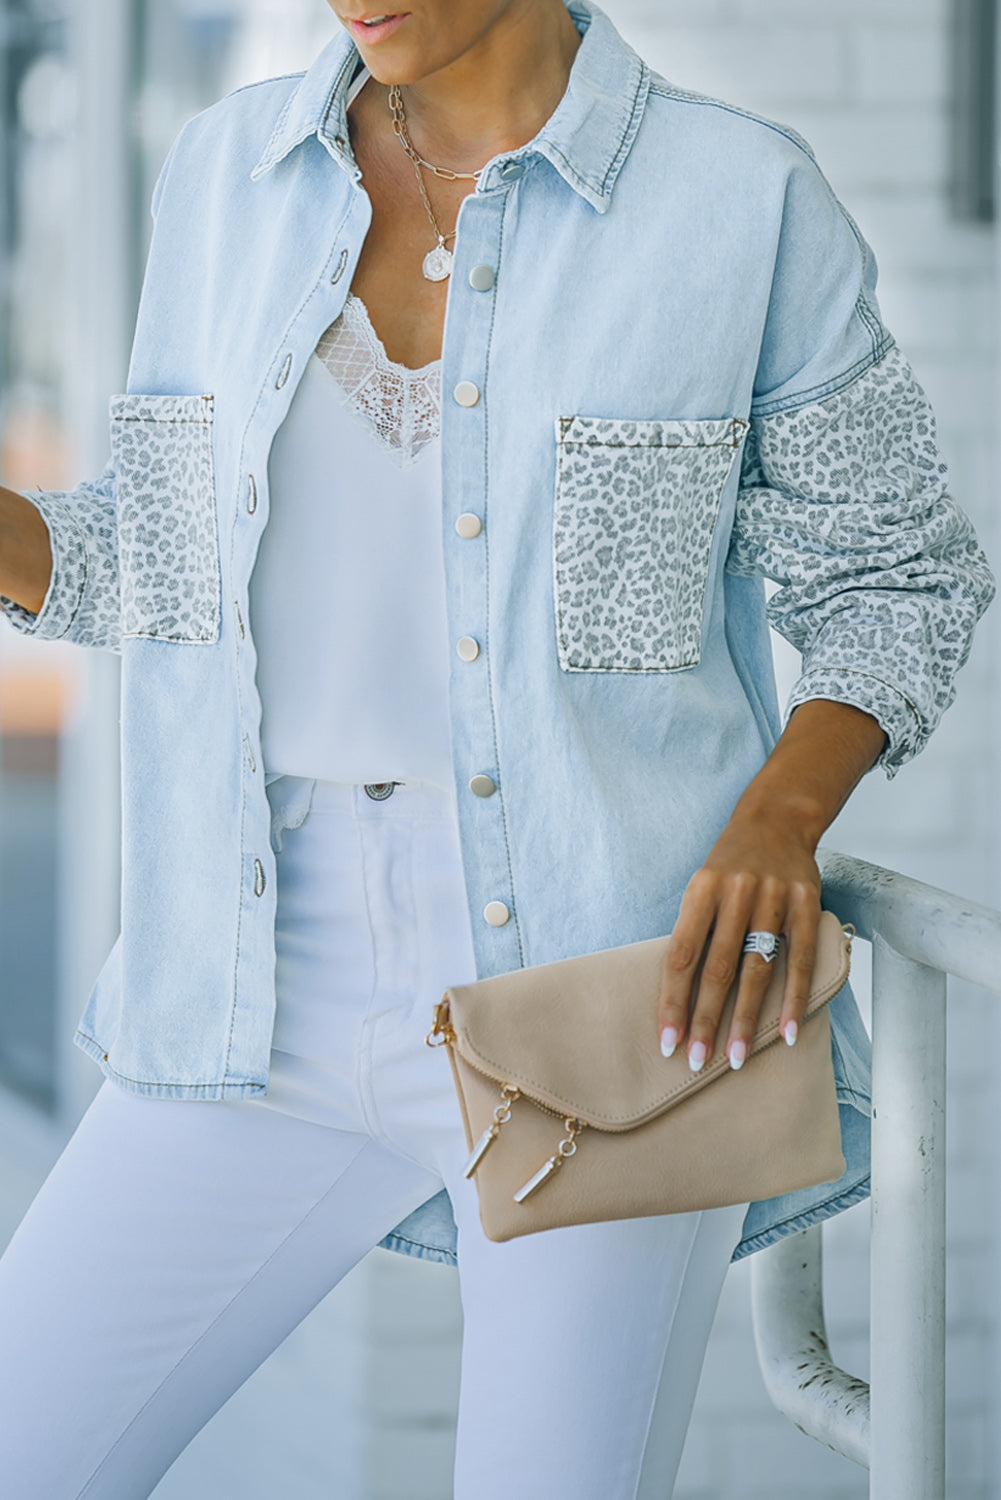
top-left (462, 1081), bottom-right (587, 1206)
top-left (463, 1084), bottom-right (520, 1177)
top-left (514, 1117), bottom-right (585, 1203)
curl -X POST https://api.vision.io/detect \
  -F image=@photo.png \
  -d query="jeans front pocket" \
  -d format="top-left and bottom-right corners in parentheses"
top-left (111, 393), bottom-right (220, 643)
top-left (553, 415), bottom-right (748, 673)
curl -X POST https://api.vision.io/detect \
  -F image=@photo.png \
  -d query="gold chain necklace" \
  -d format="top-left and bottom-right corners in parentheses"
top-left (388, 84), bottom-right (485, 282)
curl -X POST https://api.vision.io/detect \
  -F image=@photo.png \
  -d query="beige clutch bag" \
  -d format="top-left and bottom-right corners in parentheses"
top-left (427, 910), bottom-right (853, 1242)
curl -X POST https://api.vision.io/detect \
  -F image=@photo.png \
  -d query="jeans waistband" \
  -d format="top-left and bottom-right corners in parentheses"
top-left (266, 774), bottom-right (458, 849)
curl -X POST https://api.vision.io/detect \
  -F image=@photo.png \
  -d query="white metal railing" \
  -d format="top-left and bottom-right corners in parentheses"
top-left (750, 849), bottom-right (1001, 1500)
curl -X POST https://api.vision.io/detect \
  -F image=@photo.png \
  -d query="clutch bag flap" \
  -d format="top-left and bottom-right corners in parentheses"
top-left (439, 909), bottom-right (852, 1131)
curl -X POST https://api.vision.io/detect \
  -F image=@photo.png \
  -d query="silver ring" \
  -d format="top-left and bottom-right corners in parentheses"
top-left (742, 931), bottom-right (782, 963)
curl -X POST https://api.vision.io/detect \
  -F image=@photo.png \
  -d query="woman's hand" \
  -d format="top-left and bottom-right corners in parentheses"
top-left (657, 810), bottom-right (822, 1072)
top-left (657, 699), bottom-right (888, 1071)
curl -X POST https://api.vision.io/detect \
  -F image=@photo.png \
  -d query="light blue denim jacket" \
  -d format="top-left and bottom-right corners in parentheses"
top-left (3, 1), bottom-right (993, 1263)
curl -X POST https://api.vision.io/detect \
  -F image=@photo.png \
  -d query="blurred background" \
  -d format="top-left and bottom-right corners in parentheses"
top-left (0, 1), bottom-right (998, 1496)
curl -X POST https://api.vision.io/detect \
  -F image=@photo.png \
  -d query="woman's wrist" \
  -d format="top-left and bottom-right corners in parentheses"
top-left (728, 781), bottom-right (829, 856)
top-left (0, 485), bottom-right (52, 615)
top-left (732, 699), bottom-right (888, 854)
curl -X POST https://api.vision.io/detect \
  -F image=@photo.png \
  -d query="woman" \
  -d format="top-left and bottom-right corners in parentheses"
top-left (0, 1), bottom-right (992, 1495)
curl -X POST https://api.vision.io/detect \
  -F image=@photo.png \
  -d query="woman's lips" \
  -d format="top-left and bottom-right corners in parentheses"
top-left (346, 13), bottom-right (410, 45)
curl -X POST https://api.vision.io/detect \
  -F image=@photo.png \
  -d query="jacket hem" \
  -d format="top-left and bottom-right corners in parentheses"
top-left (731, 1172), bottom-right (870, 1263)
top-left (74, 1030), bottom-right (267, 1100)
top-left (377, 1231), bottom-right (458, 1267)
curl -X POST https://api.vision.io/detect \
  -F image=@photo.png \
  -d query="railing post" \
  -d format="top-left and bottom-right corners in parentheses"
top-left (870, 937), bottom-right (947, 1500)
top-left (750, 1224), bottom-right (870, 1465)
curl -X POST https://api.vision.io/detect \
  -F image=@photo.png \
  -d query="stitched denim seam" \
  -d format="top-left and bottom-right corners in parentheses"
top-left (647, 80), bottom-right (818, 162)
top-left (379, 1231), bottom-right (456, 1264)
top-left (732, 1174), bottom-right (871, 1262)
top-left (317, 51), bottom-right (364, 152)
top-left (483, 194), bottom-right (525, 971)
top-left (790, 665), bottom-right (920, 718)
top-left (751, 334), bottom-right (895, 419)
top-left (601, 61), bottom-right (649, 192)
top-left (20, 493), bottom-right (91, 642)
top-left (539, 55), bottom-right (647, 200)
top-left (74, 1029), bottom-right (262, 1093)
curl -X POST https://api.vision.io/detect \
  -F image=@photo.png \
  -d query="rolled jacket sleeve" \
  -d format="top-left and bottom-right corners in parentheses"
top-left (726, 153), bottom-right (995, 777)
top-left (0, 463), bottom-right (121, 651)
top-left (0, 144), bottom-right (181, 655)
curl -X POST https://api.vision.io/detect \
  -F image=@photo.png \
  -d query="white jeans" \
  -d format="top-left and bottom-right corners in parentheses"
top-left (0, 779), bottom-right (746, 1499)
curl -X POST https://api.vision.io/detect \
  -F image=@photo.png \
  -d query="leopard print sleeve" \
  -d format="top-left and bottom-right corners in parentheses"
top-left (0, 464), bottom-right (121, 651)
top-left (726, 343), bottom-right (995, 777)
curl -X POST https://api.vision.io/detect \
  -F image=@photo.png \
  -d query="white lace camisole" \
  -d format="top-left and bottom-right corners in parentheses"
top-left (248, 292), bottom-right (452, 790)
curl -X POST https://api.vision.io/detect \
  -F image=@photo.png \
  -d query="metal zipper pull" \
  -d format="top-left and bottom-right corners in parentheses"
top-left (513, 1118), bottom-right (584, 1203)
top-left (463, 1085), bottom-right (520, 1178)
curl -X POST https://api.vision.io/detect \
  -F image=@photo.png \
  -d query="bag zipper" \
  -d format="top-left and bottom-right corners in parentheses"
top-left (428, 1000), bottom-right (586, 1200)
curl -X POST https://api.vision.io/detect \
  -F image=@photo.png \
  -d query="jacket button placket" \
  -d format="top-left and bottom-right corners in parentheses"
top-left (228, 191), bottom-right (372, 1092)
top-left (441, 191), bottom-right (520, 976)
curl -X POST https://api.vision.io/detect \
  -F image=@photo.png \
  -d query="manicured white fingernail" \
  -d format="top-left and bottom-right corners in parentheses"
top-left (729, 1040), bottom-right (747, 1071)
top-left (688, 1041), bottom-right (707, 1073)
top-left (784, 1020), bottom-right (798, 1047)
top-left (660, 1026), bottom-right (678, 1059)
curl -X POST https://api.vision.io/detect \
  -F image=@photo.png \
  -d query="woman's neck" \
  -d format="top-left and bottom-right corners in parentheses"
top-left (396, 1), bottom-right (582, 173)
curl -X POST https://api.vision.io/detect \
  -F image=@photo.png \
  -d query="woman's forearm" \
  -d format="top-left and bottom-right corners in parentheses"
top-left (0, 485), bottom-right (53, 615)
top-left (730, 698), bottom-right (888, 853)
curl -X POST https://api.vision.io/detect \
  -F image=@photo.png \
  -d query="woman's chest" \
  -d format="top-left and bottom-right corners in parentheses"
top-left (345, 101), bottom-right (473, 371)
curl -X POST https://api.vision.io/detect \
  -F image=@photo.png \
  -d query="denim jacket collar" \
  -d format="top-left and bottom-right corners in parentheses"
top-left (250, 1), bottom-right (649, 214)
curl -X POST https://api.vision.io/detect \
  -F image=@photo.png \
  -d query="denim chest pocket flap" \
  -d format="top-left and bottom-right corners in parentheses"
top-left (553, 415), bottom-right (748, 673)
top-left (110, 393), bottom-right (221, 644)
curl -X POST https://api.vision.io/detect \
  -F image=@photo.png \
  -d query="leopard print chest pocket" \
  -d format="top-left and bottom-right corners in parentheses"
top-left (110, 393), bottom-right (221, 644)
top-left (553, 415), bottom-right (748, 673)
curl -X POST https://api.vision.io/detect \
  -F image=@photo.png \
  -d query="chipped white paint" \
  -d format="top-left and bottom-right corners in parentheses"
top-left (751, 1224), bottom-right (870, 1468)
top-left (752, 851), bottom-right (1001, 1499)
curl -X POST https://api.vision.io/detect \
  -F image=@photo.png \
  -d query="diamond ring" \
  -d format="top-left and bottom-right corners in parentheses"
top-left (742, 931), bottom-right (782, 963)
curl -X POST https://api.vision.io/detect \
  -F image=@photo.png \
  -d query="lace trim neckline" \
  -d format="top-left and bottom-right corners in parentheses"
top-left (314, 295), bottom-right (442, 468)
top-left (346, 293), bottom-right (441, 377)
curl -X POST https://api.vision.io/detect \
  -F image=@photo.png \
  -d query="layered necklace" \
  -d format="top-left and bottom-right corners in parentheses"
top-left (388, 84), bottom-right (486, 282)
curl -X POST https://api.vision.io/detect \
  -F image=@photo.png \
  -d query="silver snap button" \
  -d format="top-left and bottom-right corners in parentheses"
top-left (468, 264), bottom-right (495, 292)
top-left (499, 162), bottom-right (524, 181)
top-left (275, 353), bottom-right (293, 389)
top-left (364, 782), bottom-right (397, 801)
top-left (253, 858), bottom-right (266, 897)
top-left (453, 381), bottom-right (480, 408)
top-left (456, 636), bottom-right (480, 662)
top-left (455, 512), bottom-right (482, 539)
top-left (469, 774), bottom-right (496, 798)
top-left (247, 474), bottom-right (258, 515)
top-left (484, 901), bottom-right (511, 927)
top-left (331, 248), bottom-right (349, 284)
